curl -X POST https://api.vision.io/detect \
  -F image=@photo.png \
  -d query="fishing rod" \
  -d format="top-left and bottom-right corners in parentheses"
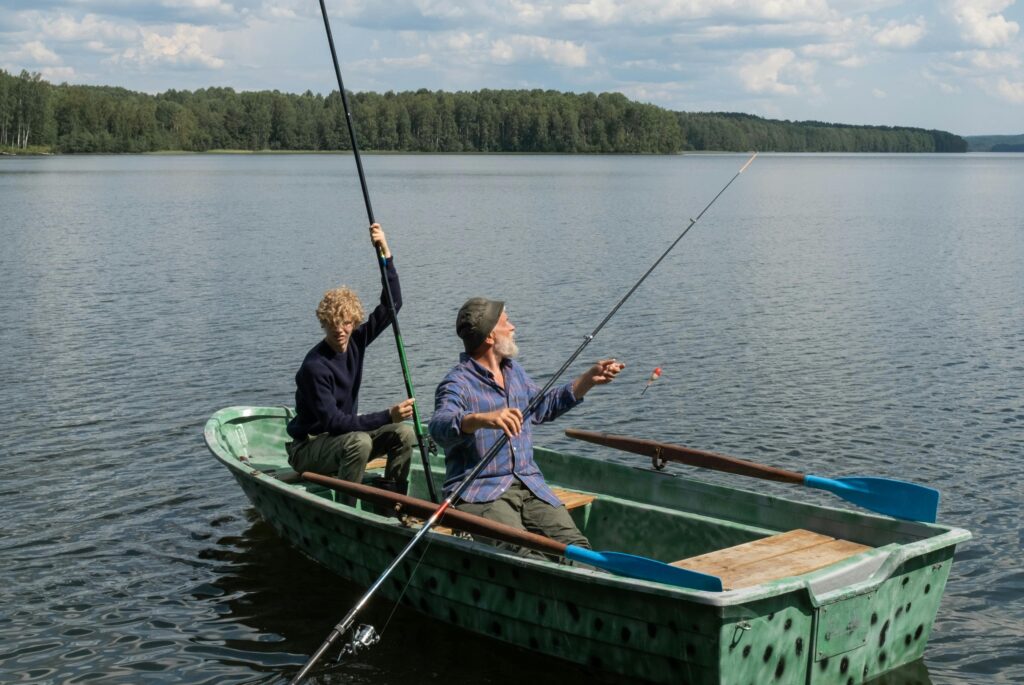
top-left (318, 0), bottom-right (438, 503)
top-left (288, 151), bottom-right (757, 684)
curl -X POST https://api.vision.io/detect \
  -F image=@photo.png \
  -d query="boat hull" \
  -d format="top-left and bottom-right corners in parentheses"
top-left (206, 406), bottom-right (969, 684)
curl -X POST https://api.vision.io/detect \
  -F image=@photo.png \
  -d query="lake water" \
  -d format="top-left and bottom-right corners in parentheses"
top-left (0, 153), bottom-right (1021, 684)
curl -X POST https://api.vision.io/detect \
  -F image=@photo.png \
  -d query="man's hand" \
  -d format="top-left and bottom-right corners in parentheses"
top-left (462, 408), bottom-right (524, 437)
top-left (369, 222), bottom-right (391, 258)
top-left (389, 397), bottom-right (415, 423)
top-left (573, 358), bottom-right (625, 399)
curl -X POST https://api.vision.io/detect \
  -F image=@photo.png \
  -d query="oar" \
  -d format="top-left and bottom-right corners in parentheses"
top-left (319, 0), bottom-right (438, 503)
top-left (565, 428), bottom-right (939, 523)
top-left (302, 472), bottom-right (723, 591)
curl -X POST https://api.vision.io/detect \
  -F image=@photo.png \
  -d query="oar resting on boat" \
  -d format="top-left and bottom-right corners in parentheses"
top-left (564, 428), bottom-right (940, 523)
top-left (301, 472), bottom-right (723, 592)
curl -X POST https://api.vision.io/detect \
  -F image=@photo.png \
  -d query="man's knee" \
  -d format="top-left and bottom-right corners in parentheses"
top-left (340, 432), bottom-right (373, 462)
top-left (393, 421), bottom-right (415, 447)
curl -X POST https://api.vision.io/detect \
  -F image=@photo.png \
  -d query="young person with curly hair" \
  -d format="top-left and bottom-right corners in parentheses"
top-left (285, 223), bottom-right (414, 496)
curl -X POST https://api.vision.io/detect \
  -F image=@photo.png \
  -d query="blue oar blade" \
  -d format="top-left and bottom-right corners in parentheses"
top-left (565, 546), bottom-right (723, 591)
top-left (804, 475), bottom-right (939, 522)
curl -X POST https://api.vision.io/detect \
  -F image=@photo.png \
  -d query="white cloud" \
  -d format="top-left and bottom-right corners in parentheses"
top-left (162, 0), bottom-right (236, 14)
top-left (14, 41), bottom-right (62, 66)
top-left (995, 76), bottom-right (1024, 101)
top-left (737, 49), bottom-right (813, 95)
top-left (948, 0), bottom-right (1020, 47)
top-left (490, 35), bottom-right (587, 67)
top-left (873, 17), bottom-right (927, 48)
top-left (561, 0), bottom-right (830, 25)
top-left (40, 66), bottom-right (76, 81)
top-left (113, 25), bottom-right (225, 69)
top-left (872, 87), bottom-right (886, 98)
top-left (953, 49), bottom-right (1022, 69)
top-left (34, 12), bottom-right (138, 44)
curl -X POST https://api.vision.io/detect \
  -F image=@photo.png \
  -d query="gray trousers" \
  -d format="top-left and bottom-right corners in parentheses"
top-left (457, 480), bottom-right (590, 560)
top-left (286, 423), bottom-right (414, 485)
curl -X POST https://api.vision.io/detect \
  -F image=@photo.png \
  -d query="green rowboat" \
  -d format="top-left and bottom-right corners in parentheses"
top-left (204, 405), bottom-right (969, 684)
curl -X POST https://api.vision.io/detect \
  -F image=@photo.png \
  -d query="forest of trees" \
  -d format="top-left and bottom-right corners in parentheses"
top-left (0, 69), bottom-right (968, 155)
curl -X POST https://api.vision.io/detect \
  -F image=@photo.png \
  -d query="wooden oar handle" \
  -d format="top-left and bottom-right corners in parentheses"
top-left (564, 428), bottom-right (805, 485)
top-left (301, 472), bottom-right (568, 556)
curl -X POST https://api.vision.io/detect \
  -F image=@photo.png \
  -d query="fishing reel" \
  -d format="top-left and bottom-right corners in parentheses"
top-left (337, 624), bottom-right (379, 662)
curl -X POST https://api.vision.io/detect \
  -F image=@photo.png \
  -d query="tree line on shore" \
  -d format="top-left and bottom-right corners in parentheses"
top-left (0, 68), bottom-right (967, 155)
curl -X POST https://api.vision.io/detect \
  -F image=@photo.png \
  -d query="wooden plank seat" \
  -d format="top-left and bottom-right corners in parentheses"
top-left (672, 529), bottom-right (871, 590)
top-left (364, 458), bottom-right (596, 511)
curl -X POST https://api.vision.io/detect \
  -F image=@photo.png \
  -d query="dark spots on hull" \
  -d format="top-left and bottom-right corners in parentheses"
top-left (505, 587), bottom-right (516, 602)
top-left (784, 618), bottom-right (793, 630)
top-left (871, 612), bottom-right (878, 626)
top-left (529, 637), bottom-right (539, 650)
top-left (489, 621), bottom-right (502, 637)
top-left (592, 617), bottom-right (604, 632)
top-left (356, 528), bottom-right (364, 542)
top-left (902, 576), bottom-right (910, 587)
top-left (905, 634), bottom-right (912, 646)
top-left (847, 678), bottom-right (855, 685)
top-left (840, 656), bottom-right (850, 674)
top-left (774, 657), bottom-right (786, 679)
top-left (647, 623), bottom-right (658, 639)
top-left (448, 608), bottom-right (459, 625)
top-left (426, 576), bottom-right (438, 591)
top-left (620, 626), bottom-right (631, 643)
top-left (538, 601), bottom-right (547, 617)
top-left (742, 645), bottom-right (751, 659)
top-left (895, 606), bottom-right (903, 619)
top-left (447, 569), bottom-right (458, 584)
top-left (334, 524), bottom-right (342, 533)
top-left (471, 588), bottom-right (481, 603)
top-left (879, 620), bottom-right (890, 647)
top-left (763, 645), bottom-right (773, 662)
top-left (319, 535), bottom-right (328, 545)
top-left (566, 602), bottom-right (580, 622)
top-left (767, 612), bottom-right (775, 621)
top-left (588, 654), bottom-right (604, 669)
top-left (418, 597), bottom-right (431, 614)
top-left (486, 565), bottom-right (496, 579)
top-left (915, 624), bottom-right (924, 640)
top-left (511, 568), bottom-right (521, 580)
top-left (924, 583), bottom-right (931, 594)
top-left (879, 651), bottom-right (887, 665)
top-left (685, 643), bottom-right (696, 658)
top-left (905, 602), bottom-right (912, 612)
top-left (820, 658), bottom-right (829, 671)
top-left (668, 620), bottom-right (679, 633)
top-left (461, 557), bottom-right (471, 570)
top-left (301, 535), bottom-right (311, 547)
top-left (795, 637), bottom-right (804, 656)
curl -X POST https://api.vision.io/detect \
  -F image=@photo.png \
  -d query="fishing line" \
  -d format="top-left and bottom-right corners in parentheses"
top-left (288, 151), bottom-right (758, 684)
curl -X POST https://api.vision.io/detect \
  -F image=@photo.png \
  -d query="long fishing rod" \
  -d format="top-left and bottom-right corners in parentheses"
top-left (288, 152), bottom-right (757, 684)
top-left (318, 0), bottom-right (438, 502)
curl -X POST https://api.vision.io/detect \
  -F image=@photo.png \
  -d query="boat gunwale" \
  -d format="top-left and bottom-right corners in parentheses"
top-left (204, 406), bottom-right (970, 609)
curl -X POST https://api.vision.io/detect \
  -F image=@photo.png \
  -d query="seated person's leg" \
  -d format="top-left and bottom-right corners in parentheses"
top-left (456, 488), bottom-right (547, 561)
top-left (521, 492), bottom-right (591, 550)
top-left (369, 422), bottom-right (414, 486)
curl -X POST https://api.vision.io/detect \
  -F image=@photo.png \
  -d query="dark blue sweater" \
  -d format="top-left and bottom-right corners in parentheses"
top-left (286, 258), bottom-right (401, 440)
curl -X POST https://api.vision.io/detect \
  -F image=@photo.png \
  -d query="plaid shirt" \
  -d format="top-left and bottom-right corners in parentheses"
top-left (429, 353), bottom-right (582, 506)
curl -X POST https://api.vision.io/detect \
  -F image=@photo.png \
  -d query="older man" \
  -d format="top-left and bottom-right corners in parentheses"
top-left (428, 298), bottom-right (623, 556)
top-left (285, 223), bottom-right (414, 495)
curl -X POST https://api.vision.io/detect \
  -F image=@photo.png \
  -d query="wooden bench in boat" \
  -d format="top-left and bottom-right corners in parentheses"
top-left (672, 529), bottom-right (871, 590)
top-left (364, 457), bottom-right (596, 511)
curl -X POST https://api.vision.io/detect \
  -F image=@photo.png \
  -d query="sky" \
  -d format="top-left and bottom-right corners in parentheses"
top-left (1, 1), bottom-right (1022, 136)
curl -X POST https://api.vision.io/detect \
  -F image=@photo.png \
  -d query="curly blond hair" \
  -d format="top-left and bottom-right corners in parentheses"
top-left (316, 286), bottom-right (365, 328)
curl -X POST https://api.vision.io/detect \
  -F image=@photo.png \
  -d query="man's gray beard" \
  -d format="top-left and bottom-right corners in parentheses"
top-left (494, 334), bottom-right (519, 359)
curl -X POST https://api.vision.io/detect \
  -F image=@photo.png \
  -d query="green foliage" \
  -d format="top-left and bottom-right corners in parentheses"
top-left (677, 112), bottom-right (967, 153)
top-left (963, 134), bottom-right (1024, 151)
top-left (0, 69), bottom-right (968, 154)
